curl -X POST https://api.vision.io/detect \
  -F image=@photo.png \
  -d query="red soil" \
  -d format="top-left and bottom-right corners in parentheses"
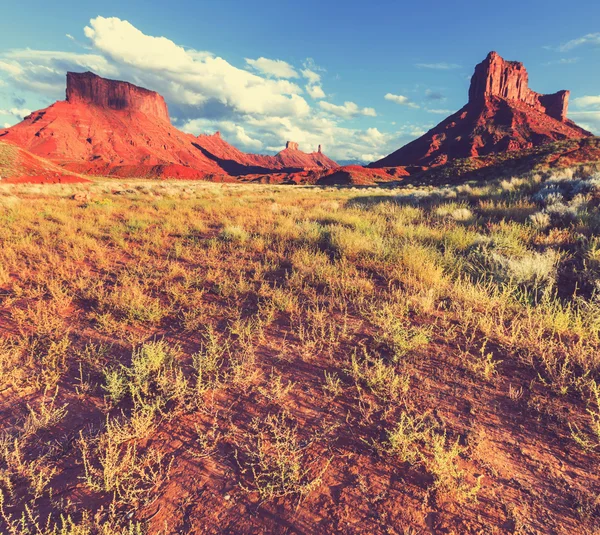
top-left (2, 174), bottom-right (91, 184)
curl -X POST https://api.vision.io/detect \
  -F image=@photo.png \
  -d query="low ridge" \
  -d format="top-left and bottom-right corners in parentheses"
top-left (371, 52), bottom-right (591, 168)
top-left (193, 134), bottom-right (337, 174)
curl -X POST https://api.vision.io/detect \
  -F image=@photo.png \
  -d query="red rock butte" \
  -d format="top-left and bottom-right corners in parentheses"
top-left (66, 71), bottom-right (170, 122)
top-left (468, 52), bottom-right (569, 122)
top-left (371, 51), bottom-right (591, 168)
top-left (0, 72), bottom-right (337, 179)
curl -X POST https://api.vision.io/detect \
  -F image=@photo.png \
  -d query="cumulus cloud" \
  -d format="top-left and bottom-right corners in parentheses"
top-left (301, 58), bottom-right (326, 100)
top-left (245, 57), bottom-right (299, 78)
top-left (319, 100), bottom-right (376, 118)
top-left (81, 17), bottom-right (310, 118)
top-left (302, 68), bottom-right (321, 85)
top-left (416, 62), bottom-right (460, 70)
top-left (363, 127), bottom-right (386, 143)
top-left (0, 107), bottom-right (32, 119)
top-left (0, 50), bottom-right (119, 96)
top-left (571, 97), bottom-right (600, 132)
top-left (306, 84), bottom-right (325, 99)
top-left (572, 95), bottom-right (600, 109)
top-left (384, 93), bottom-right (419, 109)
top-left (181, 114), bottom-right (423, 163)
top-left (558, 33), bottom-right (600, 52)
top-left (568, 111), bottom-right (600, 134)
top-left (0, 15), bottom-right (424, 163)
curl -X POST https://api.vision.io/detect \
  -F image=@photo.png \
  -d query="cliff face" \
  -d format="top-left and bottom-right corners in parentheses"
top-left (371, 52), bottom-right (590, 169)
top-left (66, 72), bottom-right (170, 123)
top-left (468, 52), bottom-right (569, 121)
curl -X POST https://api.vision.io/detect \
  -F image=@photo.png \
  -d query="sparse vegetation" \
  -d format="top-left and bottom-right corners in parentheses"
top-left (0, 171), bottom-right (599, 533)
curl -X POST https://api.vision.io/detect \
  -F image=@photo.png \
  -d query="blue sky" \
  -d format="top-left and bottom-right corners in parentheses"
top-left (1, 0), bottom-right (600, 161)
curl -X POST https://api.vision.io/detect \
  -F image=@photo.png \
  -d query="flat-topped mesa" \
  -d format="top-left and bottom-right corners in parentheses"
top-left (286, 141), bottom-right (299, 150)
top-left (468, 51), bottom-right (569, 122)
top-left (66, 72), bottom-right (170, 123)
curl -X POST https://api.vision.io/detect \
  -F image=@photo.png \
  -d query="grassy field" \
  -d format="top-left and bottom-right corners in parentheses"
top-left (0, 171), bottom-right (599, 534)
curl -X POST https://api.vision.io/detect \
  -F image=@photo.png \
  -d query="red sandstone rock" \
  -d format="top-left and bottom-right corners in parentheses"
top-left (371, 52), bottom-right (591, 168)
top-left (193, 134), bottom-right (337, 173)
top-left (0, 73), bottom-right (338, 178)
top-left (469, 52), bottom-right (569, 121)
top-left (66, 72), bottom-right (170, 122)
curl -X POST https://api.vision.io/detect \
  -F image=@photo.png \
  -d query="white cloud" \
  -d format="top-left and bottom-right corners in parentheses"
top-left (301, 58), bottom-right (325, 83)
top-left (572, 95), bottom-right (600, 109)
top-left (0, 15), bottom-right (429, 165)
top-left (0, 107), bottom-right (32, 119)
top-left (425, 108), bottom-right (452, 114)
top-left (409, 127), bottom-right (426, 137)
top-left (0, 49), bottom-right (120, 96)
top-left (306, 84), bottom-right (325, 99)
top-left (4, 49), bottom-right (118, 74)
top-left (182, 114), bottom-right (424, 163)
top-left (80, 16), bottom-right (309, 119)
top-left (363, 128), bottom-right (386, 144)
top-left (302, 68), bottom-right (321, 85)
top-left (568, 111), bottom-right (600, 134)
top-left (83, 17), bottom-right (190, 71)
top-left (0, 60), bottom-right (24, 76)
top-left (245, 57), bottom-right (299, 78)
top-left (2, 123), bottom-right (11, 128)
top-left (301, 59), bottom-right (326, 100)
top-left (360, 153), bottom-right (384, 163)
top-left (558, 33), bottom-right (600, 52)
top-left (233, 125), bottom-right (263, 150)
top-left (416, 62), bottom-right (461, 70)
top-left (319, 100), bottom-right (376, 118)
top-left (384, 93), bottom-right (419, 109)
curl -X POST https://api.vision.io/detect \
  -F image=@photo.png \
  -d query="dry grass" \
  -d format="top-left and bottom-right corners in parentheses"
top-left (0, 172), bottom-right (599, 533)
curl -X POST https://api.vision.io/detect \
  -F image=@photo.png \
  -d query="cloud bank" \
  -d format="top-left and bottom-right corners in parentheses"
top-left (0, 15), bottom-right (427, 162)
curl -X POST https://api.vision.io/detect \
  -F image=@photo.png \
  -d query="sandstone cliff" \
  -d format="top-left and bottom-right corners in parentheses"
top-left (371, 52), bottom-right (590, 168)
top-left (66, 72), bottom-right (170, 122)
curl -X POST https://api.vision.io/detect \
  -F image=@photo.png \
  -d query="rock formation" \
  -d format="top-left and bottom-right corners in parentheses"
top-left (371, 51), bottom-right (591, 168)
top-left (66, 72), bottom-right (170, 122)
top-left (468, 52), bottom-right (569, 121)
top-left (193, 134), bottom-right (337, 173)
top-left (0, 72), bottom-right (338, 178)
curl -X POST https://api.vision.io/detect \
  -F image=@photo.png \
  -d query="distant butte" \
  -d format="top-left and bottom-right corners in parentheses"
top-left (0, 72), bottom-right (337, 178)
top-left (66, 71), bottom-right (170, 122)
top-left (371, 51), bottom-right (591, 168)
